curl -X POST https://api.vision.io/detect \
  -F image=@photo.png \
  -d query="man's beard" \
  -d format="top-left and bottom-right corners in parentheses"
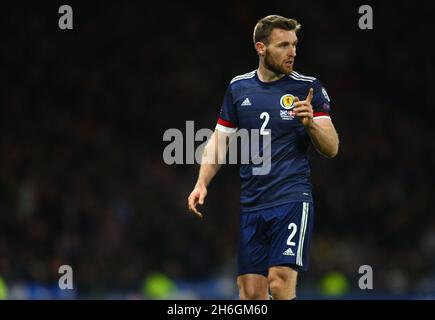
top-left (264, 51), bottom-right (292, 75)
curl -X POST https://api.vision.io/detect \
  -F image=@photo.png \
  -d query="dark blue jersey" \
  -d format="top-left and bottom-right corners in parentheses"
top-left (216, 70), bottom-right (332, 212)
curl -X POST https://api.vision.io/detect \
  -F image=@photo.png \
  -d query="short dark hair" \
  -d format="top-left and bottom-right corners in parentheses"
top-left (253, 15), bottom-right (301, 45)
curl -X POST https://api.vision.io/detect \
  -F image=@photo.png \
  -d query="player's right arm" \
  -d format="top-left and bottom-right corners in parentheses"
top-left (188, 129), bottom-right (234, 218)
top-left (188, 83), bottom-right (238, 218)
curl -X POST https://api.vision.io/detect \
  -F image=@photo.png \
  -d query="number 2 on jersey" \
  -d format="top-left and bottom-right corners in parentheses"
top-left (260, 112), bottom-right (270, 135)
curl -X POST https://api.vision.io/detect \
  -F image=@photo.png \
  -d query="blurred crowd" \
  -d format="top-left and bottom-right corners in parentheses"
top-left (0, 1), bottom-right (434, 298)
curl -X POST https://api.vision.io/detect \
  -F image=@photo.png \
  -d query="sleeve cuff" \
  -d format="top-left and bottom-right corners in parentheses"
top-left (313, 112), bottom-right (331, 120)
top-left (216, 118), bottom-right (237, 133)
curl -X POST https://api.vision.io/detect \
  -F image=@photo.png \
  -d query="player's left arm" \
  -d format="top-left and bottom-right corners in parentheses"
top-left (294, 88), bottom-right (339, 158)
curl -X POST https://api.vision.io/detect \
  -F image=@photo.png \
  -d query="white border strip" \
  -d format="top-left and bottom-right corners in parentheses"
top-left (216, 124), bottom-right (237, 133)
top-left (313, 116), bottom-right (331, 120)
top-left (296, 202), bottom-right (309, 266)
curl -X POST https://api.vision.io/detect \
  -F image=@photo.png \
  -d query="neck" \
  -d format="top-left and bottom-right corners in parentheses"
top-left (257, 63), bottom-right (286, 82)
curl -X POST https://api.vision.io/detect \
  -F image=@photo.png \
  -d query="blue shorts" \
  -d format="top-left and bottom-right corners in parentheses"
top-left (237, 201), bottom-right (314, 276)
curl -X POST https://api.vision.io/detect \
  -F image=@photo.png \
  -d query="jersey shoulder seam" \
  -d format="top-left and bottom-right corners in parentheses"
top-left (230, 70), bottom-right (256, 84)
top-left (289, 71), bottom-right (317, 82)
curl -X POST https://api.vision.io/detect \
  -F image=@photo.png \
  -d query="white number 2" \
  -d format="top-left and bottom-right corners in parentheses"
top-left (260, 112), bottom-right (270, 135)
top-left (287, 223), bottom-right (297, 246)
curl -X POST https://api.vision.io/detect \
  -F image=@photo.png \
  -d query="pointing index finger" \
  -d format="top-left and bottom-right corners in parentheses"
top-left (306, 88), bottom-right (314, 103)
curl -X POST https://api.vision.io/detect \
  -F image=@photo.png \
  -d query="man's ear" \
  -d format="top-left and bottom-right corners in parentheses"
top-left (255, 42), bottom-right (266, 56)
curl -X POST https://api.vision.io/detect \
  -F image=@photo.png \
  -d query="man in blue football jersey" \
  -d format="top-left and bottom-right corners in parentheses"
top-left (188, 15), bottom-right (339, 300)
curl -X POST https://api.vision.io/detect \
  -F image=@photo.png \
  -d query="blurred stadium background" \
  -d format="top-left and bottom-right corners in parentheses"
top-left (1, 1), bottom-right (434, 299)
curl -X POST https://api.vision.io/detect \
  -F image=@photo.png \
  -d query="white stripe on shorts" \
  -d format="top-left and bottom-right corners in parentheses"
top-left (296, 202), bottom-right (309, 266)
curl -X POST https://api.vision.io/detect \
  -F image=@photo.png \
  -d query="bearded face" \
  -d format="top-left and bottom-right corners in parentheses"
top-left (260, 29), bottom-right (297, 76)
